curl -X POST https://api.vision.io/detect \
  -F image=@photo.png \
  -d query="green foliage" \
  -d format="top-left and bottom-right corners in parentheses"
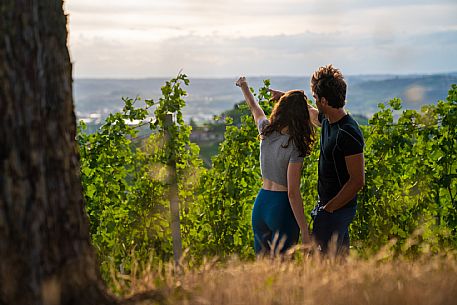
top-left (182, 81), bottom-right (275, 259)
top-left (187, 83), bottom-right (457, 258)
top-left (220, 101), bottom-right (251, 126)
top-left (77, 74), bottom-right (203, 282)
top-left (77, 96), bottom-right (172, 278)
top-left (353, 84), bottom-right (457, 255)
top-left (78, 75), bottom-right (457, 282)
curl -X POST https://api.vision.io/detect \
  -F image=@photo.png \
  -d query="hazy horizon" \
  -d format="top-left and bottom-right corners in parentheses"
top-left (73, 71), bottom-right (457, 80)
top-left (73, 73), bottom-right (457, 124)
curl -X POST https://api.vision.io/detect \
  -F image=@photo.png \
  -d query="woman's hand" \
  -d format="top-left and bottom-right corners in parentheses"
top-left (302, 232), bottom-right (312, 245)
top-left (236, 76), bottom-right (248, 88)
top-left (235, 76), bottom-right (266, 123)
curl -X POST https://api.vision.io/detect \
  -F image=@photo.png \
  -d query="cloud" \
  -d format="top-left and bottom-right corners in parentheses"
top-left (65, 0), bottom-right (457, 77)
top-left (70, 29), bottom-right (457, 78)
top-left (66, 0), bottom-right (456, 37)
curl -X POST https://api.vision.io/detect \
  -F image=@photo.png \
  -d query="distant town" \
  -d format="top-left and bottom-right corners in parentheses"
top-left (75, 73), bottom-right (457, 124)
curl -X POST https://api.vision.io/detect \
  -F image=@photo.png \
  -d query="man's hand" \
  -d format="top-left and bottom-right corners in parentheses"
top-left (323, 204), bottom-right (334, 213)
top-left (268, 88), bottom-right (284, 101)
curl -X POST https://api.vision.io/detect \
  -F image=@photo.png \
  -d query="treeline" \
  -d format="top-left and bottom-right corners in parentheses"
top-left (190, 102), bottom-right (368, 166)
top-left (77, 75), bottom-right (457, 285)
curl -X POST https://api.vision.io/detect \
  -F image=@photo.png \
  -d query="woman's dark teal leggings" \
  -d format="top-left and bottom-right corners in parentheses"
top-left (252, 189), bottom-right (300, 254)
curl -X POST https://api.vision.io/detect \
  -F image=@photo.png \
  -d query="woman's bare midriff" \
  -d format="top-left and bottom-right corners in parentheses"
top-left (262, 178), bottom-right (288, 192)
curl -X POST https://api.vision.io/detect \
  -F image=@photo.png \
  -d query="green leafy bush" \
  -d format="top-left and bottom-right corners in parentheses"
top-left (78, 75), bottom-right (457, 282)
top-left (78, 74), bottom-right (203, 280)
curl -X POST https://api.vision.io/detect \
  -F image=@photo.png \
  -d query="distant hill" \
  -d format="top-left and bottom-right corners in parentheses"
top-left (74, 73), bottom-right (457, 122)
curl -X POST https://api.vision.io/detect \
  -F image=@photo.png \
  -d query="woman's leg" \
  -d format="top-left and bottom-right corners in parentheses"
top-left (263, 191), bottom-right (299, 254)
top-left (252, 189), bottom-right (271, 254)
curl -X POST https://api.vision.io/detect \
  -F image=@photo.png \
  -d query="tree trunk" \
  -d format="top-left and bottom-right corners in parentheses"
top-left (0, 1), bottom-right (115, 304)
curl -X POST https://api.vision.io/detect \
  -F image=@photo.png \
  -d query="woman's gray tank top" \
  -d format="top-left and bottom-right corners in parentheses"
top-left (258, 118), bottom-right (304, 187)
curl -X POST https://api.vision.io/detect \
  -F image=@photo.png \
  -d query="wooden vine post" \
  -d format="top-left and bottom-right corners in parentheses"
top-left (164, 113), bottom-right (183, 265)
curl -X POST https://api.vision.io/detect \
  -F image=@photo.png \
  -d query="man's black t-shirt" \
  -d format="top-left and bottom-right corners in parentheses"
top-left (318, 113), bottom-right (364, 207)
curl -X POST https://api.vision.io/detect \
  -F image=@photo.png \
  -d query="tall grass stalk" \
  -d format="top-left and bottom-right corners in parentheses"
top-left (109, 246), bottom-right (457, 305)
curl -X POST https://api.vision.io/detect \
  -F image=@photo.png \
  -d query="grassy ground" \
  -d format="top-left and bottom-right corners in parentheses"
top-left (111, 248), bottom-right (457, 305)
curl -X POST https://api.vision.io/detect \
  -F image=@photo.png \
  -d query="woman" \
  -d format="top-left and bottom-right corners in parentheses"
top-left (236, 76), bottom-right (316, 255)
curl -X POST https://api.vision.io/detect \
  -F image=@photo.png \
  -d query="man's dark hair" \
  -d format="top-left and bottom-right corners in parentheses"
top-left (310, 64), bottom-right (347, 108)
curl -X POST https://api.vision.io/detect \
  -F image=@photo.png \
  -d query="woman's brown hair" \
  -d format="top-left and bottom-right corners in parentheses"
top-left (261, 90), bottom-right (315, 157)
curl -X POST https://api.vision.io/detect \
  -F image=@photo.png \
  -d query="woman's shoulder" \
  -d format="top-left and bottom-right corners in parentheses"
top-left (257, 117), bottom-right (271, 135)
top-left (257, 117), bottom-right (269, 127)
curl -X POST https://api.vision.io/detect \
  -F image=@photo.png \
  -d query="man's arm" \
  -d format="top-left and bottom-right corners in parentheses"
top-left (323, 153), bottom-right (365, 212)
top-left (268, 88), bottom-right (285, 101)
top-left (236, 77), bottom-right (266, 124)
top-left (307, 104), bottom-right (321, 127)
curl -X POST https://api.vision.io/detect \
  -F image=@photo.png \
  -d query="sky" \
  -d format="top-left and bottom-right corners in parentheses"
top-left (64, 0), bottom-right (457, 78)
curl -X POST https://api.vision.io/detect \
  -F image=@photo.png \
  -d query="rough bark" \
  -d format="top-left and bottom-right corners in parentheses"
top-left (0, 1), bottom-right (115, 304)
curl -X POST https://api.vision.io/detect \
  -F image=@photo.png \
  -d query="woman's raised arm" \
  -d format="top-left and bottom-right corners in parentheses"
top-left (236, 76), bottom-right (266, 124)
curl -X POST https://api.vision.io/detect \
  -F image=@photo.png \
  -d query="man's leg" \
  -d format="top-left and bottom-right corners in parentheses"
top-left (338, 229), bottom-right (350, 256)
top-left (312, 209), bottom-right (333, 253)
top-left (334, 205), bottom-right (356, 255)
top-left (312, 205), bottom-right (356, 255)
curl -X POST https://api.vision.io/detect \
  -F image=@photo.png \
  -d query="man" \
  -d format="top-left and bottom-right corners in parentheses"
top-left (270, 64), bottom-right (365, 255)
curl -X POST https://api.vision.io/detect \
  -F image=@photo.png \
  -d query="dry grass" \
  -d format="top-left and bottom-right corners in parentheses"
top-left (111, 246), bottom-right (457, 305)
